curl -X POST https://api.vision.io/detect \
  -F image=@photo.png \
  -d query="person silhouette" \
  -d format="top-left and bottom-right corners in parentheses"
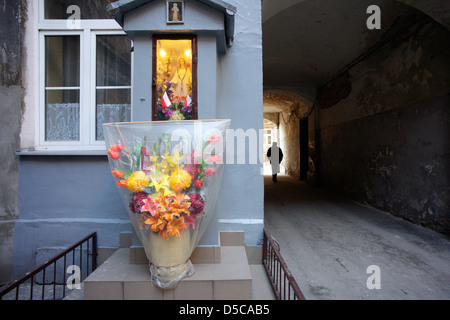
top-left (267, 142), bottom-right (283, 182)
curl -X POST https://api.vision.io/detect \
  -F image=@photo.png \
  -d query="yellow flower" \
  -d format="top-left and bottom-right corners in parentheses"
top-left (169, 168), bottom-right (192, 193)
top-left (149, 174), bottom-right (171, 196)
top-left (127, 171), bottom-right (149, 193)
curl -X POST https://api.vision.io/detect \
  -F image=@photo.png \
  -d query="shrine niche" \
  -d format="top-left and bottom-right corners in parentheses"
top-left (153, 35), bottom-right (198, 121)
top-left (107, 0), bottom-right (235, 121)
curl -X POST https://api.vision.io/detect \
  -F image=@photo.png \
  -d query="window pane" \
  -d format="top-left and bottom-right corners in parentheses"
top-left (45, 90), bottom-right (80, 141)
top-left (96, 35), bottom-right (131, 87)
top-left (155, 39), bottom-right (194, 121)
top-left (45, 36), bottom-right (80, 87)
top-left (96, 89), bottom-right (131, 141)
top-left (44, 0), bottom-right (116, 19)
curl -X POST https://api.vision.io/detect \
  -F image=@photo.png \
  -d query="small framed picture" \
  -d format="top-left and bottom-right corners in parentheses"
top-left (167, 0), bottom-right (184, 24)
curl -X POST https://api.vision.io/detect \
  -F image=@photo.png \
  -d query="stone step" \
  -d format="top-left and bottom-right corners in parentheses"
top-left (84, 246), bottom-right (254, 300)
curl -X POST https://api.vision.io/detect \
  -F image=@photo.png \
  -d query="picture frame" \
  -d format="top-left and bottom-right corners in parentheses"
top-left (167, 0), bottom-right (184, 24)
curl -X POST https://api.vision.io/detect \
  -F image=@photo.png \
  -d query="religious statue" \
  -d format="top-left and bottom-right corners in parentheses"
top-left (171, 3), bottom-right (180, 21)
top-left (170, 57), bottom-right (192, 97)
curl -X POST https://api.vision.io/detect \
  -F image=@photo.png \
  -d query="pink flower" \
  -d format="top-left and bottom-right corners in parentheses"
top-left (142, 196), bottom-right (157, 216)
top-left (208, 155), bottom-right (222, 164)
top-left (209, 136), bottom-right (221, 144)
top-left (204, 168), bottom-right (216, 177)
top-left (129, 193), bottom-right (148, 214)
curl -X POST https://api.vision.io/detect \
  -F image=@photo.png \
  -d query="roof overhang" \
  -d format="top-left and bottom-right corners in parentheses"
top-left (107, 0), bottom-right (236, 48)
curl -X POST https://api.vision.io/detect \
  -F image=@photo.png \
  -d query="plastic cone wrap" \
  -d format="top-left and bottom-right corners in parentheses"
top-left (103, 120), bottom-right (230, 289)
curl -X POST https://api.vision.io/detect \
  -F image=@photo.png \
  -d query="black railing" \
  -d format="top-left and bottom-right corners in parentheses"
top-left (0, 232), bottom-right (97, 300)
top-left (263, 227), bottom-right (305, 300)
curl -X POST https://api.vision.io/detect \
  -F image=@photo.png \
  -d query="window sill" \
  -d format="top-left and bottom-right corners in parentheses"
top-left (17, 148), bottom-right (107, 156)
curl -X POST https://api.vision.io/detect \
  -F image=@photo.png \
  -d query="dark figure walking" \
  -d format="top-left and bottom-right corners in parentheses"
top-left (267, 142), bottom-right (283, 182)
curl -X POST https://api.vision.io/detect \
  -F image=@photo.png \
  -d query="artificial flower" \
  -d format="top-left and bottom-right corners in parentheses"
top-left (127, 171), bottom-right (150, 193)
top-left (149, 175), bottom-right (171, 195)
top-left (170, 110), bottom-right (185, 121)
top-left (208, 155), bottom-right (222, 164)
top-left (129, 193), bottom-right (148, 214)
top-left (112, 170), bottom-right (125, 179)
top-left (203, 168), bottom-right (216, 177)
top-left (189, 193), bottom-right (204, 215)
top-left (110, 144), bottom-right (124, 152)
top-left (169, 169), bottom-right (192, 193)
top-left (209, 136), bottom-right (221, 144)
top-left (193, 180), bottom-right (204, 189)
top-left (166, 217), bottom-right (187, 238)
top-left (108, 149), bottom-right (121, 160)
top-left (141, 196), bottom-right (157, 216)
top-left (117, 180), bottom-right (128, 187)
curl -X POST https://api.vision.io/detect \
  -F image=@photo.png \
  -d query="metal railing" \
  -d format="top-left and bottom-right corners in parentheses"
top-left (0, 232), bottom-right (97, 300)
top-left (263, 227), bottom-right (306, 300)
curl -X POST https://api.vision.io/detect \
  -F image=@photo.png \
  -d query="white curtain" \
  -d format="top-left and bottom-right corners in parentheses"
top-left (45, 103), bottom-right (131, 141)
top-left (45, 103), bottom-right (80, 141)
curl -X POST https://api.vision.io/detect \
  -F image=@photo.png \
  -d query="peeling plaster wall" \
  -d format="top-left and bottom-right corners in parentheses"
top-left (279, 111), bottom-right (300, 178)
top-left (0, 0), bottom-right (27, 284)
top-left (318, 14), bottom-right (450, 234)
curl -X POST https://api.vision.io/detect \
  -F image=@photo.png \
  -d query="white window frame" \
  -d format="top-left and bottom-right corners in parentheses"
top-left (34, 0), bottom-right (131, 152)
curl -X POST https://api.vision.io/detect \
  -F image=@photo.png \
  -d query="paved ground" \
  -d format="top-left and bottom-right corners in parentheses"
top-left (264, 174), bottom-right (450, 300)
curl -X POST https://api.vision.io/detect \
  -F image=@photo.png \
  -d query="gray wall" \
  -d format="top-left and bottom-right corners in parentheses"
top-left (316, 14), bottom-right (450, 234)
top-left (14, 156), bottom-right (132, 278)
top-left (0, 0), bottom-right (27, 284)
top-left (12, 0), bottom-right (263, 277)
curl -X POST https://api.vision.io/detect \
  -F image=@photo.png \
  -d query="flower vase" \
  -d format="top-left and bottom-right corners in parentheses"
top-left (103, 120), bottom-right (230, 289)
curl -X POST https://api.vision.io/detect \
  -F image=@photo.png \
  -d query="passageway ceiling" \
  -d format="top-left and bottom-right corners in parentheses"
top-left (261, 0), bottom-right (450, 114)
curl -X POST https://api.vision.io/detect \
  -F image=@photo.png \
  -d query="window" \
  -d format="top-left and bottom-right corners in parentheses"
top-left (152, 35), bottom-right (197, 121)
top-left (36, 0), bottom-right (131, 151)
top-left (95, 35), bottom-right (132, 140)
top-left (44, 35), bottom-right (80, 142)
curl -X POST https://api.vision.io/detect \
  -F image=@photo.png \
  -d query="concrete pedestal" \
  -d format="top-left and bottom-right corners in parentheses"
top-left (83, 232), bottom-right (274, 300)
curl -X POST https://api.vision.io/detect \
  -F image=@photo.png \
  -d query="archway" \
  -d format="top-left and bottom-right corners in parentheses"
top-left (262, 0), bottom-right (450, 233)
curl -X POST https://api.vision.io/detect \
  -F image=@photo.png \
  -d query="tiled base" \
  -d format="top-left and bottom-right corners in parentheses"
top-left (84, 246), bottom-right (253, 300)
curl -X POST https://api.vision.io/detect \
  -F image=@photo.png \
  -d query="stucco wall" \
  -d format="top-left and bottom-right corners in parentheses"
top-left (317, 14), bottom-right (450, 234)
top-left (0, 0), bottom-right (27, 284)
top-left (215, 0), bottom-right (264, 246)
top-left (13, 0), bottom-right (263, 276)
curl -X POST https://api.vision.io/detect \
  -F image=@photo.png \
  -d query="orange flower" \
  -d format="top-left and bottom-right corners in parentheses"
top-left (108, 149), bottom-right (120, 160)
top-left (166, 217), bottom-right (187, 238)
top-left (110, 144), bottom-right (124, 152)
top-left (140, 192), bottom-right (190, 239)
top-left (117, 180), bottom-right (128, 187)
top-left (112, 170), bottom-right (124, 179)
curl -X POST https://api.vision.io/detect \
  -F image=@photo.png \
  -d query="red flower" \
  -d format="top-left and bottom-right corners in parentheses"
top-left (112, 170), bottom-right (124, 179)
top-left (109, 144), bottom-right (124, 152)
top-left (193, 180), bottom-right (203, 189)
top-left (108, 149), bottom-right (121, 160)
top-left (189, 193), bottom-right (205, 215)
top-left (129, 193), bottom-right (148, 214)
top-left (204, 168), bottom-right (216, 177)
top-left (141, 147), bottom-right (151, 156)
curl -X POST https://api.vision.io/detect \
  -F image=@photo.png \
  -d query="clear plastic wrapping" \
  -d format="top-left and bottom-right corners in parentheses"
top-left (103, 120), bottom-right (230, 289)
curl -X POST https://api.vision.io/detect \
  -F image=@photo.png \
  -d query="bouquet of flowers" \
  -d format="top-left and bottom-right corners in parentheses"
top-left (103, 120), bottom-right (230, 288)
top-left (156, 82), bottom-right (193, 121)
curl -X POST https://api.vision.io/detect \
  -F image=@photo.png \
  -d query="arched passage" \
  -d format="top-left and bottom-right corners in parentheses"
top-left (262, 0), bottom-right (450, 234)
